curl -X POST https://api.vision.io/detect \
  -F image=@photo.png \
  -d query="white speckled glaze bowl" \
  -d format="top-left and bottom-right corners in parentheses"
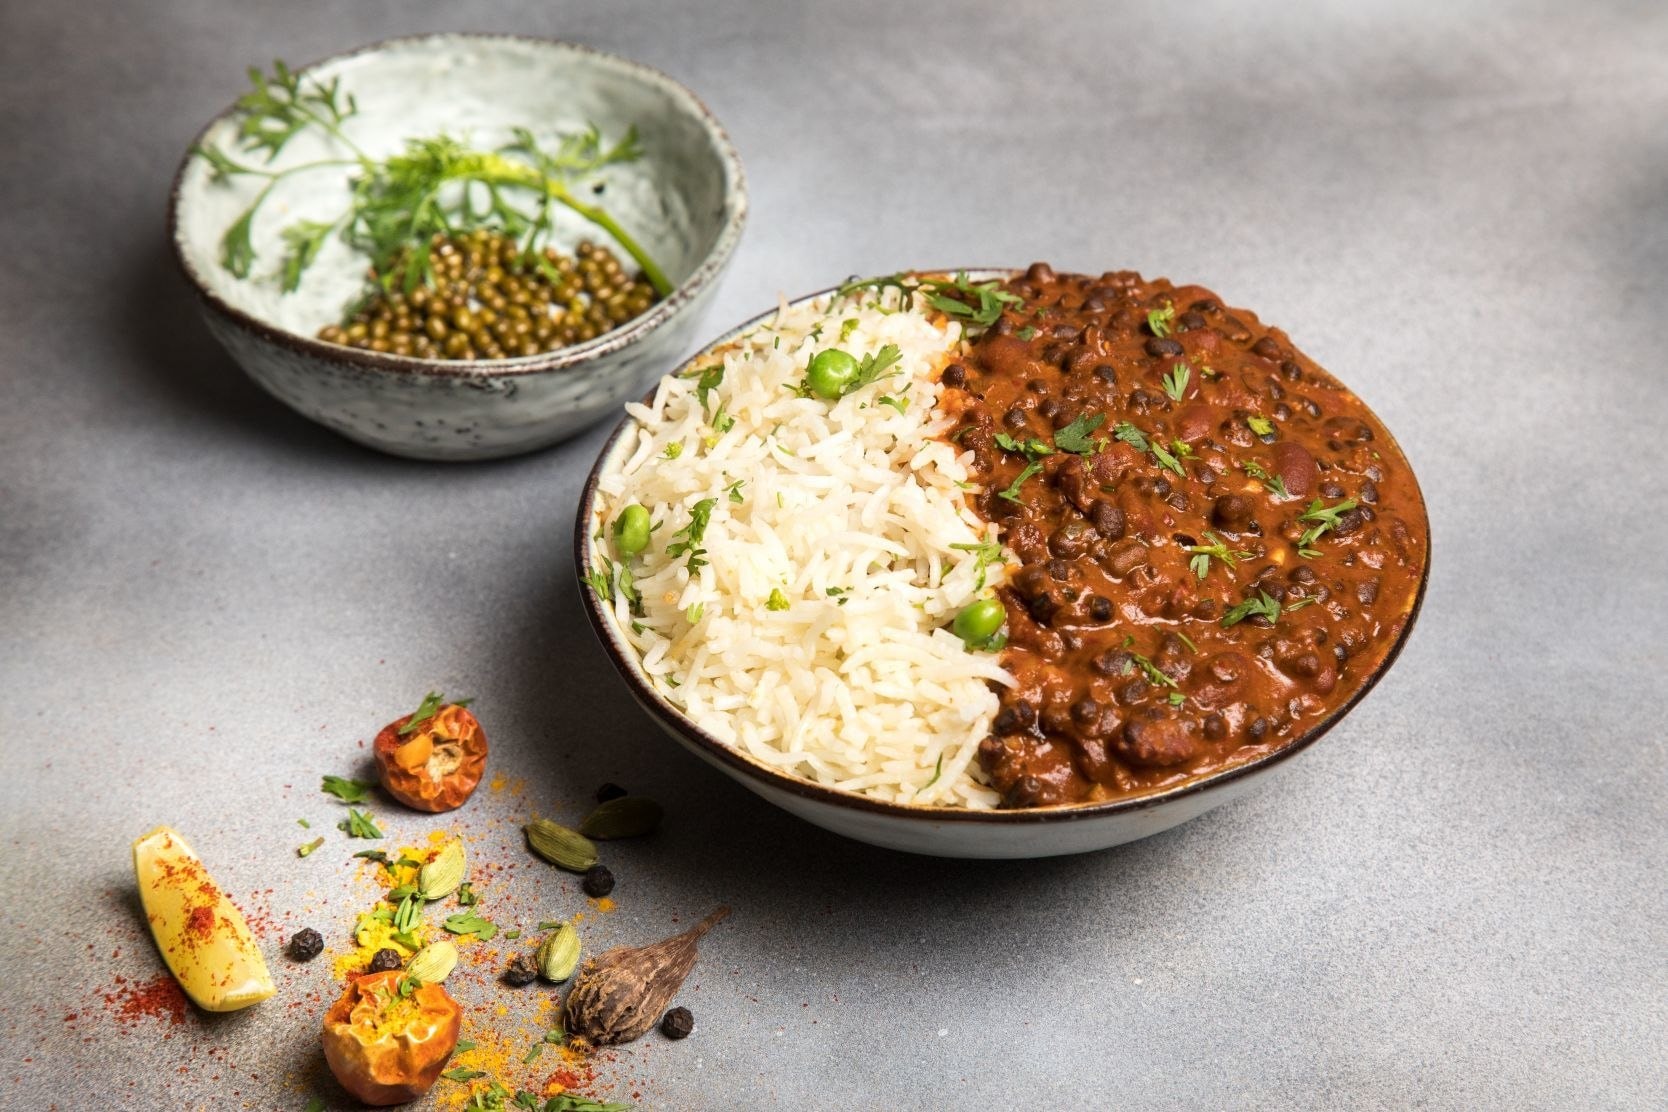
top-left (169, 34), bottom-right (746, 460)
top-left (576, 275), bottom-right (1430, 859)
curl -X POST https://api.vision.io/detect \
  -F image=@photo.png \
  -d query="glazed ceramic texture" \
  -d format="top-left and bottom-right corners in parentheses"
top-left (170, 34), bottom-right (746, 460)
top-left (575, 279), bottom-right (1429, 859)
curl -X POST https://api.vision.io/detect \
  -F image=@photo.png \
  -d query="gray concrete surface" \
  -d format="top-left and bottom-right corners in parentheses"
top-left (2, 1), bottom-right (1665, 1108)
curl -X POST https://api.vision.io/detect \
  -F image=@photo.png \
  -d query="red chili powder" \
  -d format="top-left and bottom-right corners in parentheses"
top-left (103, 974), bottom-right (188, 1027)
top-left (185, 905), bottom-right (216, 941)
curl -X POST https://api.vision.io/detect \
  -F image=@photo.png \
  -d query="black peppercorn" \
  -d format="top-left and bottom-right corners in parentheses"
top-left (366, 948), bottom-right (402, 973)
top-left (286, 928), bottom-right (324, 962)
top-left (582, 864), bottom-right (616, 898)
top-left (503, 953), bottom-right (538, 987)
top-left (660, 1006), bottom-right (694, 1039)
top-left (595, 782), bottom-right (628, 803)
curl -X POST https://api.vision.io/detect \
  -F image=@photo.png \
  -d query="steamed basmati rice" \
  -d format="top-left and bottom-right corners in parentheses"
top-left (592, 285), bottom-right (1011, 806)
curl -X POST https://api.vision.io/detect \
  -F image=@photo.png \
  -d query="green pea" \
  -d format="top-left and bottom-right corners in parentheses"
top-left (806, 348), bottom-right (859, 399)
top-left (613, 504), bottom-right (652, 557)
top-left (953, 598), bottom-right (1005, 646)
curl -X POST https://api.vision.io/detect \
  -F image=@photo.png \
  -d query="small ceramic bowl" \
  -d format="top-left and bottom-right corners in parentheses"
top-left (169, 34), bottom-right (746, 460)
top-left (575, 276), bottom-right (1430, 859)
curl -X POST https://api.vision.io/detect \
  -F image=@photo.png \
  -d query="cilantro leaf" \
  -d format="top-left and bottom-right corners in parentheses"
top-left (1112, 421), bottom-right (1150, 453)
top-left (338, 808), bottom-right (383, 839)
top-left (1184, 531), bottom-right (1253, 580)
top-left (1221, 590), bottom-right (1282, 628)
top-left (1296, 497), bottom-right (1359, 554)
top-left (1147, 303), bottom-right (1175, 337)
top-left (994, 432), bottom-right (1054, 460)
top-left (442, 910), bottom-right (497, 940)
top-left (1161, 362), bottom-right (1191, 403)
top-left (998, 460), bottom-right (1045, 503)
top-left (398, 690), bottom-right (472, 736)
top-left (1054, 412), bottom-right (1106, 455)
top-left (666, 498), bottom-right (718, 572)
top-left (949, 540), bottom-right (1008, 590)
top-left (321, 775), bottom-right (373, 803)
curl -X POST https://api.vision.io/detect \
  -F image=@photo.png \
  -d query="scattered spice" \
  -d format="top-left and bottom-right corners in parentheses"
top-left (564, 907), bottom-right (729, 1046)
top-left (288, 928), bottom-right (325, 962)
top-left (581, 865), bottom-right (615, 898)
top-left (368, 948), bottom-right (404, 973)
top-left (102, 973), bottom-right (189, 1028)
top-left (503, 953), bottom-right (538, 987)
top-left (659, 1007), bottom-right (693, 1040)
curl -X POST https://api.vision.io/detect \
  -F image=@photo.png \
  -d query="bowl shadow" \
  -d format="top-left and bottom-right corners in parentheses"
top-left (487, 525), bottom-right (1250, 965)
top-left (120, 235), bottom-right (370, 457)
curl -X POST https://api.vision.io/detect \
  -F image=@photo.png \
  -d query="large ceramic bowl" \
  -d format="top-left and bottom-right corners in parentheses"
top-left (170, 34), bottom-right (746, 461)
top-left (575, 275), bottom-right (1430, 858)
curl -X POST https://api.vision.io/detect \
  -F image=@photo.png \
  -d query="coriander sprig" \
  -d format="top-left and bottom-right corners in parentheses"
top-left (1296, 497), bottom-right (1359, 557)
top-left (196, 62), bottom-right (670, 301)
top-left (949, 540), bottom-right (1008, 590)
top-left (837, 272), bottom-right (1022, 331)
top-left (1161, 362), bottom-right (1192, 403)
top-left (1221, 590), bottom-right (1282, 628)
top-left (1053, 413), bottom-right (1106, 455)
top-left (1185, 532), bottom-right (1253, 581)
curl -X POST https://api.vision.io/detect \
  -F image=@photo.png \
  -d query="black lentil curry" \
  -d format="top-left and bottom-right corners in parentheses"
top-left (943, 264), bottom-right (1428, 808)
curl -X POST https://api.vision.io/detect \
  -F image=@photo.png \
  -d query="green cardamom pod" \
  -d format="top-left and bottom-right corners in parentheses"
top-left (418, 840), bottom-right (467, 901)
top-left (536, 922), bottom-right (582, 983)
top-left (579, 796), bottom-right (664, 840)
top-left (524, 819), bottom-right (598, 872)
top-left (404, 939), bottom-right (459, 986)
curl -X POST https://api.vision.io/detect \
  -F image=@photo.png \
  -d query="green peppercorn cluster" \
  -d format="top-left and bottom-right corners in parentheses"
top-left (317, 230), bottom-right (659, 360)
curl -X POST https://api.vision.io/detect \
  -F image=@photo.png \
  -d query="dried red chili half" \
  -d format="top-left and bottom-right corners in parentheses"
top-left (321, 970), bottom-right (461, 1105)
top-left (373, 694), bottom-right (488, 813)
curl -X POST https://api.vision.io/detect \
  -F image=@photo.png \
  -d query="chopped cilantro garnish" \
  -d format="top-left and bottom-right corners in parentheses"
top-left (1242, 460), bottom-right (1290, 499)
top-left (1185, 531), bottom-right (1253, 581)
top-left (338, 808), bottom-right (383, 839)
top-left (1296, 497), bottom-right (1359, 555)
top-left (1150, 440), bottom-right (1186, 478)
top-left (949, 540), bottom-right (1008, 590)
top-left (1246, 415), bottom-right (1275, 437)
top-left (664, 441), bottom-right (683, 460)
top-left (666, 498), bottom-right (717, 572)
top-left (397, 690), bottom-right (472, 736)
top-left (1054, 412), bottom-right (1107, 455)
top-left (442, 910), bottom-right (497, 940)
top-left (766, 588), bottom-right (790, 612)
top-left (321, 775), bottom-right (373, 803)
top-left (1112, 421), bottom-right (1150, 453)
top-left (1161, 362), bottom-right (1191, 403)
top-left (998, 460), bottom-right (1046, 503)
top-left (724, 479), bottom-right (745, 503)
top-left (1221, 590), bottom-right (1282, 628)
top-left (1147, 303), bottom-right (1175, 337)
top-left (994, 432), bottom-right (1054, 460)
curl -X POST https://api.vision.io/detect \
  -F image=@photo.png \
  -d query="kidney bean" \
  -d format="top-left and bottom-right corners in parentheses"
top-left (1115, 718), bottom-right (1199, 768)
top-left (1104, 539), bottom-right (1149, 579)
top-left (1271, 442), bottom-right (1319, 497)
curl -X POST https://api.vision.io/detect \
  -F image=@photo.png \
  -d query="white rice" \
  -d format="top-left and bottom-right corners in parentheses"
top-left (592, 285), bottom-right (1011, 807)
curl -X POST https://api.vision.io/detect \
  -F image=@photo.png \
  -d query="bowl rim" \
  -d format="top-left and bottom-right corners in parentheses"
top-left (166, 31), bottom-right (748, 379)
top-left (574, 269), bottom-right (1432, 826)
